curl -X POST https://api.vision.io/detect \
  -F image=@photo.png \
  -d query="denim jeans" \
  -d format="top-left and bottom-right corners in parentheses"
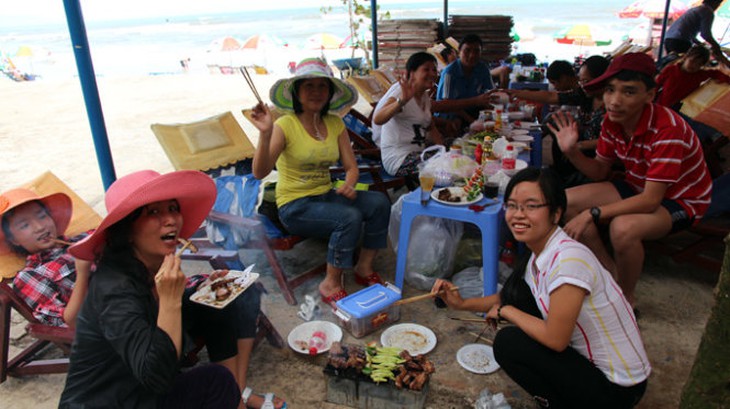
top-left (278, 190), bottom-right (390, 269)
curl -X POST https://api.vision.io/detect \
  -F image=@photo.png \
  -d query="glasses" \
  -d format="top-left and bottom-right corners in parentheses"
top-left (502, 202), bottom-right (549, 213)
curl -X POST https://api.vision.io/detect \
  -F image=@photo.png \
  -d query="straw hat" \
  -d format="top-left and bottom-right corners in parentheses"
top-left (269, 58), bottom-right (358, 114)
top-left (0, 189), bottom-right (73, 255)
top-left (69, 170), bottom-right (216, 261)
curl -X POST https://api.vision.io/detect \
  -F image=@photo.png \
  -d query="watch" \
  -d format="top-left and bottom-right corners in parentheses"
top-left (395, 97), bottom-right (404, 110)
top-left (590, 207), bottom-right (601, 224)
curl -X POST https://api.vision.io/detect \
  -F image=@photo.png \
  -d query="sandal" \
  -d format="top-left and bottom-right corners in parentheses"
top-left (320, 288), bottom-right (348, 306)
top-left (241, 387), bottom-right (287, 409)
top-left (354, 271), bottom-right (384, 287)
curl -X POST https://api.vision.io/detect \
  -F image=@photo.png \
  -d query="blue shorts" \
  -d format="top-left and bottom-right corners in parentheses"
top-left (610, 180), bottom-right (694, 233)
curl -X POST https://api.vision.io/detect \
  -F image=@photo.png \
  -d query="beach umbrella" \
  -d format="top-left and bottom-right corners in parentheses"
top-left (241, 34), bottom-right (288, 50)
top-left (554, 24), bottom-right (613, 47)
top-left (618, 0), bottom-right (688, 19)
top-left (305, 33), bottom-right (344, 50)
top-left (208, 36), bottom-right (242, 52)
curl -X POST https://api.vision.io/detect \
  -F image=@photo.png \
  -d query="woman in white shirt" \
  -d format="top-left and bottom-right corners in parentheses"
top-left (433, 167), bottom-right (651, 409)
top-left (372, 52), bottom-right (444, 177)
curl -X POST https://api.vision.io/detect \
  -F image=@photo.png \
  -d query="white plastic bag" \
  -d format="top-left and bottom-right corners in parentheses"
top-left (420, 145), bottom-right (478, 187)
top-left (388, 195), bottom-right (464, 290)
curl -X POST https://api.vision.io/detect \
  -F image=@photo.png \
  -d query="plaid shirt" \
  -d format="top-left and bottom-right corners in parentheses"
top-left (12, 232), bottom-right (91, 327)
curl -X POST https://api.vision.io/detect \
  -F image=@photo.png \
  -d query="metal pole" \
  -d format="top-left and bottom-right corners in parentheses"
top-left (657, 0), bottom-right (672, 61)
top-left (371, 0), bottom-right (378, 68)
top-left (444, 0), bottom-right (449, 36)
top-left (62, 0), bottom-right (116, 190)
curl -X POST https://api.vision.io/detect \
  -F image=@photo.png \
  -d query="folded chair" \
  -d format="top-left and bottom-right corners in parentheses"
top-left (0, 171), bottom-right (100, 383)
top-left (151, 111), bottom-right (327, 305)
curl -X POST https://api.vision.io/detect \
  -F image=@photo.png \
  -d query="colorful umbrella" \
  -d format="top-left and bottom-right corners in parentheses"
top-left (554, 24), bottom-right (613, 47)
top-left (305, 33), bottom-right (344, 50)
top-left (208, 36), bottom-right (242, 53)
top-left (618, 0), bottom-right (689, 19)
top-left (241, 34), bottom-right (288, 50)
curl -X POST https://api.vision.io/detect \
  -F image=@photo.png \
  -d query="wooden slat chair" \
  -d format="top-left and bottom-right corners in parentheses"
top-left (0, 171), bottom-right (100, 383)
top-left (151, 111), bottom-right (326, 305)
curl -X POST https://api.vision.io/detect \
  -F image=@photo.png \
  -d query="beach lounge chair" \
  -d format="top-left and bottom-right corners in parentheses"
top-left (151, 111), bottom-right (327, 305)
top-left (0, 171), bottom-right (100, 383)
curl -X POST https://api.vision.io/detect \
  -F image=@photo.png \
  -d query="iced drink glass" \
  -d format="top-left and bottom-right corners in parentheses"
top-left (418, 164), bottom-right (435, 205)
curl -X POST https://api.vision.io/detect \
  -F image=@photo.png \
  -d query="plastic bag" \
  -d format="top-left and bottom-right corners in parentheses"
top-left (206, 174), bottom-right (261, 250)
top-left (388, 195), bottom-right (464, 290)
top-left (475, 388), bottom-right (511, 409)
top-left (420, 145), bottom-right (478, 187)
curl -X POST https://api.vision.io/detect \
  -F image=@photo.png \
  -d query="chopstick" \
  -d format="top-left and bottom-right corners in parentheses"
top-left (468, 331), bottom-right (493, 345)
top-left (239, 66), bottom-right (263, 104)
top-left (175, 238), bottom-right (197, 257)
top-left (394, 286), bottom-right (460, 306)
top-left (156, 238), bottom-right (198, 282)
top-left (449, 316), bottom-right (489, 323)
top-left (474, 319), bottom-right (496, 343)
top-left (52, 238), bottom-right (74, 246)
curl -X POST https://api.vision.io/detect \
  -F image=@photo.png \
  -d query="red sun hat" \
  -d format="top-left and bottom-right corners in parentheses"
top-left (583, 52), bottom-right (656, 93)
top-left (69, 170), bottom-right (216, 261)
top-left (0, 189), bottom-right (73, 255)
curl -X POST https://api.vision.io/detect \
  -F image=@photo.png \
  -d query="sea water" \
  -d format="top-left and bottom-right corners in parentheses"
top-left (0, 0), bottom-right (726, 79)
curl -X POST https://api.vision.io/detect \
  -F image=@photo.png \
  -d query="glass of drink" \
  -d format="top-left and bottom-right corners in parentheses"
top-left (417, 163), bottom-right (436, 205)
top-left (483, 181), bottom-right (499, 199)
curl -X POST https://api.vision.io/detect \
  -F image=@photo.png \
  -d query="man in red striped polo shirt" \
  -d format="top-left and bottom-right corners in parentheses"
top-left (547, 53), bottom-right (712, 306)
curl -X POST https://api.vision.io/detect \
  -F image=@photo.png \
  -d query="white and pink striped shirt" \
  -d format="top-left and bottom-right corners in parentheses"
top-left (596, 103), bottom-right (712, 219)
top-left (526, 228), bottom-right (652, 386)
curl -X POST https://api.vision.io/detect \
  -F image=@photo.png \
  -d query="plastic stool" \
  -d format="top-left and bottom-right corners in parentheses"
top-left (395, 189), bottom-right (503, 296)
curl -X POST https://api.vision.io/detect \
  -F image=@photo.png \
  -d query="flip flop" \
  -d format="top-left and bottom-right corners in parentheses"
top-left (320, 289), bottom-right (348, 306)
top-left (354, 271), bottom-right (384, 287)
top-left (241, 387), bottom-right (287, 409)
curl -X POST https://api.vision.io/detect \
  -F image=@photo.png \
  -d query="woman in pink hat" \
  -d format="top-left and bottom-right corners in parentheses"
top-left (250, 58), bottom-right (391, 306)
top-left (59, 170), bottom-right (250, 409)
top-left (0, 188), bottom-right (92, 328)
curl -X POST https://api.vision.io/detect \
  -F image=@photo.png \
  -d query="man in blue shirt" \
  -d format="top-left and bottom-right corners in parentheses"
top-left (665, 0), bottom-right (729, 67)
top-left (433, 34), bottom-right (495, 125)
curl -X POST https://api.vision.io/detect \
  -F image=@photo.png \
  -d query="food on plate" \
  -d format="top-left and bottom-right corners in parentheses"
top-left (190, 269), bottom-right (258, 308)
top-left (437, 188), bottom-right (463, 203)
top-left (463, 167), bottom-right (484, 201)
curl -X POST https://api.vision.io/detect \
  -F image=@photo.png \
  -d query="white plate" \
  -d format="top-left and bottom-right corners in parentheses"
top-left (287, 320), bottom-right (343, 355)
top-left (189, 265), bottom-right (259, 309)
top-left (381, 323), bottom-right (437, 355)
top-left (510, 129), bottom-right (530, 136)
top-left (511, 134), bottom-right (534, 143)
top-left (510, 142), bottom-right (528, 152)
top-left (431, 187), bottom-right (483, 206)
top-left (457, 344), bottom-right (500, 374)
top-left (507, 111), bottom-right (524, 120)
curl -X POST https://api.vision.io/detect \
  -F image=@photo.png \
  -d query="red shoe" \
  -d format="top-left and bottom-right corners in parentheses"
top-left (354, 271), bottom-right (384, 287)
top-left (320, 289), bottom-right (348, 306)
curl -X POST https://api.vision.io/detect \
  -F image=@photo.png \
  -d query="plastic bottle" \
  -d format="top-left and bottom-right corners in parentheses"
top-left (500, 241), bottom-right (515, 267)
top-left (501, 145), bottom-right (517, 171)
top-left (308, 330), bottom-right (327, 355)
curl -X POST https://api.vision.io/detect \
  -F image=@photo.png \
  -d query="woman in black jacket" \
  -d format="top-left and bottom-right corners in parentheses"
top-left (59, 170), bottom-right (240, 409)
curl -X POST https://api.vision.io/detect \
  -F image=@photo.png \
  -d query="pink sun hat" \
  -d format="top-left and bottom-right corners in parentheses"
top-left (69, 170), bottom-right (216, 261)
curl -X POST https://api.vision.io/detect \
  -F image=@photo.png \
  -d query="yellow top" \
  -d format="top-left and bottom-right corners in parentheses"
top-left (275, 114), bottom-right (344, 207)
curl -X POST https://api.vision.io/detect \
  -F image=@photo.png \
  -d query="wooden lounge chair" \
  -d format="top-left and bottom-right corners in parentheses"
top-left (0, 171), bottom-right (100, 383)
top-left (151, 111), bottom-right (326, 305)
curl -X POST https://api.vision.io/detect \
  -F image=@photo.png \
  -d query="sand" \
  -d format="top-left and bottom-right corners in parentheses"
top-left (0, 72), bottom-right (719, 408)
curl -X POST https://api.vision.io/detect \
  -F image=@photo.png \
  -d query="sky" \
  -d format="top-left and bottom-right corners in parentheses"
top-left (1, 0), bottom-right (345, 24)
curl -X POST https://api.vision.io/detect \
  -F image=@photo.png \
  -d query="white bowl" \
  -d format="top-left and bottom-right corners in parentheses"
top-left (287, 320), bottom-right (343, 355)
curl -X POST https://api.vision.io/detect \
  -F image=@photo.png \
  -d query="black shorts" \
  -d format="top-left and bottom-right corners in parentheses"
top-left (610, 180), bottom-right (694, 233)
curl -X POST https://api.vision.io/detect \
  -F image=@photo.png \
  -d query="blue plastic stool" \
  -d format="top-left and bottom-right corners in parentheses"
top-left (395, 189), bottom-right (503, 296)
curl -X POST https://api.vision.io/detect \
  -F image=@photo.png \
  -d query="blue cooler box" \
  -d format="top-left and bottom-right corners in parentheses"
top-left (334, 283), bottom-right (402, 338)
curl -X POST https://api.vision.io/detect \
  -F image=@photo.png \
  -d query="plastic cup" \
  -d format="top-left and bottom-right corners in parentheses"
top-left (417, 164), bottom-right (435, 205)
top-left (483, 181), bottom-right (499, 199)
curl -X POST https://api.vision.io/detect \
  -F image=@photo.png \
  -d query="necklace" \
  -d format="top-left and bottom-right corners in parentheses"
top-left (312, 114), bottom-right (324, 140)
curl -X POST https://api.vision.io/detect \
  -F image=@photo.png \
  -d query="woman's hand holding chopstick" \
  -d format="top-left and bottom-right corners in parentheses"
top-left (430, 278), bottom-right (465, 309)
